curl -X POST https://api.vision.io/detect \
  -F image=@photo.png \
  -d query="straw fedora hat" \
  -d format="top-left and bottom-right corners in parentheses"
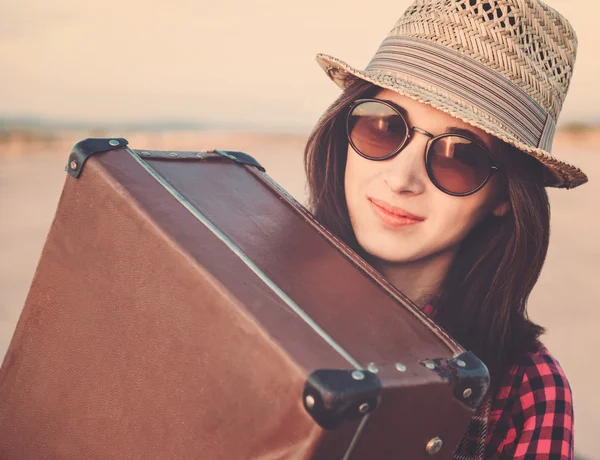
top-left (316, 0), bottom-right (588, 188)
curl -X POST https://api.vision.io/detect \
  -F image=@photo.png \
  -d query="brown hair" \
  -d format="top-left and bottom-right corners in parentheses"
top-left (304, 79), bottom-right (547, 385)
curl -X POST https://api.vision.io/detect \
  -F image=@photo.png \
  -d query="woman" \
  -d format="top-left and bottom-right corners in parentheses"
top-left (304, 0), bottom-right (586, 458)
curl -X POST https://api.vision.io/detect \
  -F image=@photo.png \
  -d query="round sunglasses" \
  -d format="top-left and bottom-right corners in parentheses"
top-left (346, 99), bottom-right (499, 196)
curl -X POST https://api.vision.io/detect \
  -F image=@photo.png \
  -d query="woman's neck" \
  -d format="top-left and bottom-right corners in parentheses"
top-left (365, 248), bottom-right (457, 309)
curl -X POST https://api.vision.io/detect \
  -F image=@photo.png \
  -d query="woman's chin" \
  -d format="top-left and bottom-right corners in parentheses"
top-left (357, 239), bottom-right (425, 265)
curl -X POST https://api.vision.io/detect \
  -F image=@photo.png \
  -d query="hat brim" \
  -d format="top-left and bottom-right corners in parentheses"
top-left (316, 53), bottom-right (588, 189)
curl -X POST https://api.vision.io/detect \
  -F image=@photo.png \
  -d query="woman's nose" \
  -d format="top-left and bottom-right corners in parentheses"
top-left (382, 133), bottom-right (429, 195)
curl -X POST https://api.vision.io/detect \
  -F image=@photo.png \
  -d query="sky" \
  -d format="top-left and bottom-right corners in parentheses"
top-left (1, 0), bottom-right (598, 131)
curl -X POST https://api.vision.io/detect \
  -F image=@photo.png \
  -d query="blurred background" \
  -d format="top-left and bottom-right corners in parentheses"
top-left (1, 0), bottom-right (598, 458)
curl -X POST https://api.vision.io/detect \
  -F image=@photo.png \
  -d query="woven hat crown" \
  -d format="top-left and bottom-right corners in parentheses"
top-left (389, 0), bottom-right (577, 121)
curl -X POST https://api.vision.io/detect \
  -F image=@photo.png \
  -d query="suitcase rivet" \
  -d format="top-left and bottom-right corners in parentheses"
top-left (358, 403), bottom-right (370, 414)
top-left (426, 437), bottom-right (443, 455)
top-left (305, 395), bottom-right (316, 409)
top-left (463, 388), bottom-right (472, 399)
top-left (367, 363), bottom-right (379, 374)
top-left (70, 160), bottom-right (78, 170)
top-left (425, 362), bottom-right (436, 370)
top-left (395, 363), bottom-right (407, 372)
top-left (168, 152), bottom-right (179, 157)
top-left (351, 371), bottom-right (365, 381)
top-left (109, 139), bottom-right (120, 146)
top-left (196, 152), bottom-right (207, 158)
top-left (456, 359), bottom-right (467, 368)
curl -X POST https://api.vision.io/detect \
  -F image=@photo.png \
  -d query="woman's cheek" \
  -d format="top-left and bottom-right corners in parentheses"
top-left (430, 200), bottom-right (491, 249)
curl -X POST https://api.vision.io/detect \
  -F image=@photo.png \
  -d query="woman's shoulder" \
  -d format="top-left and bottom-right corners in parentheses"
top-left (495, 341), bottom-right (571, 395)
top-left (488, 342), bottom-right (574, 458)
top-left (513, 343), bottom-right (573, 416)
top-left (509, 342), bottom-right (572, 399)
top-left (499, 342), bottom-right (573, 421)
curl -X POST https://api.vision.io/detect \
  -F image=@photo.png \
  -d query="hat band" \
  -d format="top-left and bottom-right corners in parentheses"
top-left (365, 36), bottom-right (556, 151)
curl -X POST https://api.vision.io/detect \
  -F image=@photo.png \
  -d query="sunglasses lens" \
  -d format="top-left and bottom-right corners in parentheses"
top-left (428, 136), bottom-right (493, 194)
top-left (348, 101), bottom-right (408, 158)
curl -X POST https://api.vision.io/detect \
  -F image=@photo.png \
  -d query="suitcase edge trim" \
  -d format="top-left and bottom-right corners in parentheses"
top-left (125, 146), bottom-right (363, 371)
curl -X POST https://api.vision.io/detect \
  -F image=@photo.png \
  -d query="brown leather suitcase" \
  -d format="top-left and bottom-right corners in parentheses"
top-left (0, 138), bottom-right (489, 460)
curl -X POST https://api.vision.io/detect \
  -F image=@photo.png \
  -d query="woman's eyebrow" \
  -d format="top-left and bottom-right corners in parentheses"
top-left (378, 99), bottom-right (492, 148)
top-left (381, 100), bottom-right (410, 119)
top-left (445, 127), bottom-right (490, 149)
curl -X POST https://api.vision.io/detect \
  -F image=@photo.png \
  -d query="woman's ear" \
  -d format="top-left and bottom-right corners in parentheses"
top-left (492, 200), bottom-right (511, 217)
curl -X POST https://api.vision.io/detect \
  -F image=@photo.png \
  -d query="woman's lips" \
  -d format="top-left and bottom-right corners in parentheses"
top-left (368, 197), bottom-right (425, 228)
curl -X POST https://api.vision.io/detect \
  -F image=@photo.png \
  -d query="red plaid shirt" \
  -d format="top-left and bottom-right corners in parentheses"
top-left (423, 305), bottom-right (574, 459)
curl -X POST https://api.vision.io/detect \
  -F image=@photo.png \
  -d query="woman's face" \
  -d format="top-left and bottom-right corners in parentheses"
top-left (344, 88), bottom-right (509, 264)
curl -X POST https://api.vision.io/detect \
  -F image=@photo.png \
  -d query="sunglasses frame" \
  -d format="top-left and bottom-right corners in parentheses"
top-left (345, 98), bottom-right (500, 197)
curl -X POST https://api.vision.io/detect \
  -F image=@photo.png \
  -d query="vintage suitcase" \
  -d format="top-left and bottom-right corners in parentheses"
top-left (0, 138), bottom-right (489, 460)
